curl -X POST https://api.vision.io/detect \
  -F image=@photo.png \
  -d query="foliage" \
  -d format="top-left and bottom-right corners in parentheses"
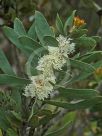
top-left (0, 3), bottom-right (102, 135)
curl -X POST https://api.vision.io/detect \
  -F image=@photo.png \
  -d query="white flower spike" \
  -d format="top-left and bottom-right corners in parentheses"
top-left (24, 35), bottom-right (75, 100)
top-left (48, 46), bottom-right (66, 70)
top-left (24, 74), bottom-right (54, 100)
top-left (57, 35), bottom-right (75, 57)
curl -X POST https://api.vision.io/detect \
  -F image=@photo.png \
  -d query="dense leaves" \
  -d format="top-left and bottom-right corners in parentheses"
top-left (1, 8), bottom-right (102, 136)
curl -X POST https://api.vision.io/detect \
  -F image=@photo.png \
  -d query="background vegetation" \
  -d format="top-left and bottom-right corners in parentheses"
top-left (0, 0), bottom-right (102, 136)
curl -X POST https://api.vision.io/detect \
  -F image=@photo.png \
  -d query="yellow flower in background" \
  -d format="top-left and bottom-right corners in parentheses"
top-left (74, 16), bottom-right (85, 27)
top-left (0, 130), bottom-right (3, 136)
top-left (94, 67), bottom-right (102, 77)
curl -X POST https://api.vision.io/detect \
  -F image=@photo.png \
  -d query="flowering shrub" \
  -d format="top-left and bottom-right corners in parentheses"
top-left (0, 10), bottom-right (102, 135)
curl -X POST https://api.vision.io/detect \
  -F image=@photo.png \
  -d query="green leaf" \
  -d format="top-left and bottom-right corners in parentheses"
top-left (71, 58), bottom-right (102, 81)
top-left (35, 11), bottom-right (54, 44)
top-left (0, 49), bottom-right (15, 76)
top-left (70, 73), bottom-right (92, 84)
top-left (37, 109), bottom-right (52, 116)
top-left (64, 10), bottom-right (76, 34)
top-left (76, 36), bottom-right (96, 50)
top-left (92, 36), bottom-right (101, 42)
top-left (68, 61), bottom-right (102, 84)
top-left (80, 51), bottom-right (102, 63)
top-left (92, 60), bottom-right (102, 69)
top-left (28, 22), bottom-right (37, 40)
top-left (37, 110), bottom-right (55, 125)
top-left (45, 122), bottom-right (71, 136)
top-left (0, 74), bottom-right (30, 86)
top-left (45, 97), bottom-right (102, 110)
top-left (69, 59), bottom-right (95, 83)
top-left (29, 115), bottom-right (39, 128)
top-left (58, 87), bottom-right (99, 100)
top-left (0, 109), bottom-right (11, 130)
top-left (11, 89), bottom-right (22, 112)
top-left (10, 111), bottom-right (22, 122)
top-left (18, 36), bottom-right (41, 52)
top-left (3, 26), bottom-right (30, 56)
top-left (3, 26), bottom-right (22, 49)
top-left (45, 112), bottom-right (76, 135)
top-left (91, 101), bottom-right (102, 111)
top-left (71, 28), bottom-right (88, 38)
top-left (7, 129), bottom-right (18, 136)
top-left (43, 36), bottom-right (58, 47)
top-left (56, 14), bottom-right (64, 34)
top-left (29, 109), bottom-right (56, 127)
top-left (14, 18), bottom-right (26, 36)
top-left (7, 111), bottom-right (22, 128)
top-left (70, 59), bottom-right (95, 72)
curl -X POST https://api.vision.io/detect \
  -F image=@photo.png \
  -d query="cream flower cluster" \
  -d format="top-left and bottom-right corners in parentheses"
top-left (24, 35), bottom-right (75, 100)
